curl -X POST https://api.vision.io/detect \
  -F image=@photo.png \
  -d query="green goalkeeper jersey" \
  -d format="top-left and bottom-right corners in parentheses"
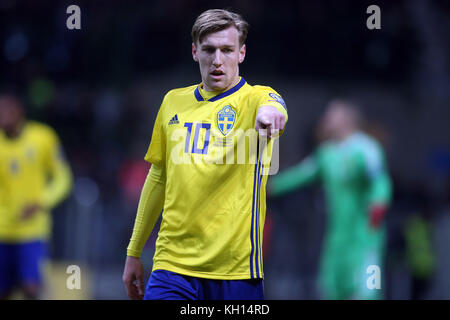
top-left (270, 131), bottom-right (392, 248)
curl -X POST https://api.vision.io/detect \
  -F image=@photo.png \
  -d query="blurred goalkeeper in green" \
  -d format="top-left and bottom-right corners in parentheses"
top-left (269, 99), bottom-right (392, 300)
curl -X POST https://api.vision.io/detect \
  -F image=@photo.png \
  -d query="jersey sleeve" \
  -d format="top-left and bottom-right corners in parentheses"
top-left (255, 86), bottom-right (288, 122)
top-left (127, 164), bottom-right (165, 257)
top-left (44, 127), bottom-right (67, 168)
top-left (360, 140), bottom-right (392, 207)
top-left (0, 136), bottom-right (5, 218)
top-left (144, 96), bottom-right (168, 167)
top-left (41, 126), bottom-right (73, 209)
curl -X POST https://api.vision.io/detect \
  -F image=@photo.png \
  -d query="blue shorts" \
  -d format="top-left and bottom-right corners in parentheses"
top-left (144, 269), bottom-right (264, 300)
top-left (0, 240), bottom-right (47, 293)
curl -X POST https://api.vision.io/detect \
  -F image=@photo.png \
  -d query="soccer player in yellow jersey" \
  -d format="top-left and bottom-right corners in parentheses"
top-left (123, 9), bottom-right (288, 300)
top-left (0, 93), bottom-right (73, 299)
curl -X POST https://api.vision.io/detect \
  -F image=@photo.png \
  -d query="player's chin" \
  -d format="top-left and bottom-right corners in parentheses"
top-left (207, 78), bottom-right (228, 91)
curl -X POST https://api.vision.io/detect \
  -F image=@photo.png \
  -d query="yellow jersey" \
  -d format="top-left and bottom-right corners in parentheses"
top-left (144, 77), bottom-right (287, 279)
top-left (0, 121), bottom-right (72, 242)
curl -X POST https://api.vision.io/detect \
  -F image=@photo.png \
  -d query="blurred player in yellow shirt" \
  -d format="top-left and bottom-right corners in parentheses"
top-left (0, 92), bottom-right (73, 299)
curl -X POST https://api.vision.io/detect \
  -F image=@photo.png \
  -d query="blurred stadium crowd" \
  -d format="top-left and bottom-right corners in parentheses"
top-left (0, 0), bottom-right (449, 299)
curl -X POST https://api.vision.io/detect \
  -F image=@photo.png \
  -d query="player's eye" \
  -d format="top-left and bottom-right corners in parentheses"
top-left (222, 48), bottom-right (233, 53)
top-left (203, 47), bottom-right (215, 53)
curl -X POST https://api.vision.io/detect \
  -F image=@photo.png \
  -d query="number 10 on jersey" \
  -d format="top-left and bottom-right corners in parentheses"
top-left (184, 122), bottom-right (211, 155)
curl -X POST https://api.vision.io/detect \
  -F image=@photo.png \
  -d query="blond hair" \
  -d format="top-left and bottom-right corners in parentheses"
top-left (191, 9), bottom-right (249, 46)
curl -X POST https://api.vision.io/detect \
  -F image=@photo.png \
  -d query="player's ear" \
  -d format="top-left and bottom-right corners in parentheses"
top-left (238, 44), bottom-right (246, 64)
top-left (192, 43), bottom-right (199, 62)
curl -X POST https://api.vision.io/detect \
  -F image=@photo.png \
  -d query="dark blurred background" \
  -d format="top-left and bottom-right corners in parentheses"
top-left (0, 0), bottom-right (449, 299)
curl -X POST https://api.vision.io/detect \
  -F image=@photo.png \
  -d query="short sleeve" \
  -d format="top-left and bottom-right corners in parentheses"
top-left (360, 139), bottom-right (385, 179)
top-left (144, 99), bottom-right (167, 167)
top-left (255, 86), bottom-right (288, 122)
top-left (43, 126), bottom-right (67, 170)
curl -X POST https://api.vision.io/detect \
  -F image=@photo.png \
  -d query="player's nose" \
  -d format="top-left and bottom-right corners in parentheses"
top-left (212, 49), bottom-right (223, 66)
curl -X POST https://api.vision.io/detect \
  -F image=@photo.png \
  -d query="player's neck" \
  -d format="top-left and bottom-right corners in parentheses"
top-left (202, 76), bottom-right (241, 93)
top-left (336, 128), bottom-right (356, 141)
top-left (5, 121), bottom-right (25, 139)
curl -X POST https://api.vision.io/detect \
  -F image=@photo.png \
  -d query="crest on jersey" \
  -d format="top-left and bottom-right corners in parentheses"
top-left (10, 159), bottom-right (19, 175)
top-left (217, 105), bottom-right (236, 136)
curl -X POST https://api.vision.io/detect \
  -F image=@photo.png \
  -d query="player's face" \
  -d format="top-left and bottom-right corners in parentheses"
top-left (192, 27), bottom-right (246, 92)
top-left (321, 104), bottom-right (352, 140)
top-left (0, 97), bottom-right (23, 135)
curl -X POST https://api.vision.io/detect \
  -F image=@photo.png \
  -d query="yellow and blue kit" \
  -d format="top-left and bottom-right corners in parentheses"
top-left (127, 77), bottom-right (288, 280)
top-left (0, 121), bottom-right (72, 292)
top-left (0, 121), bottom-right (72, 242)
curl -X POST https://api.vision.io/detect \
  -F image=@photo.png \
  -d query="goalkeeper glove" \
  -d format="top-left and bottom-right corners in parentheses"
top-left (369, 205), bottom-right (387, 229)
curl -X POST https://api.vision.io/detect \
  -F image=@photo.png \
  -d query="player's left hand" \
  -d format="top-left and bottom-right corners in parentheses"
top-left (255, 106), bottom-right (286, 139)
top-left (123, 256), bottom-right (145, 300)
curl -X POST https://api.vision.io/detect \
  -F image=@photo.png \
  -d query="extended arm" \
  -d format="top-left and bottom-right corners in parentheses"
top-left (269, 155), bottom-right (320, 197)
top-left (254, 88), bottom-right (288, 138)
top-left (255, 105), bottom-right (287, 138)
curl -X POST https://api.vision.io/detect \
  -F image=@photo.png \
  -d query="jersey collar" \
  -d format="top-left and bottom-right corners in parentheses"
top-left (194, 77), bottom-right (246, 102)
